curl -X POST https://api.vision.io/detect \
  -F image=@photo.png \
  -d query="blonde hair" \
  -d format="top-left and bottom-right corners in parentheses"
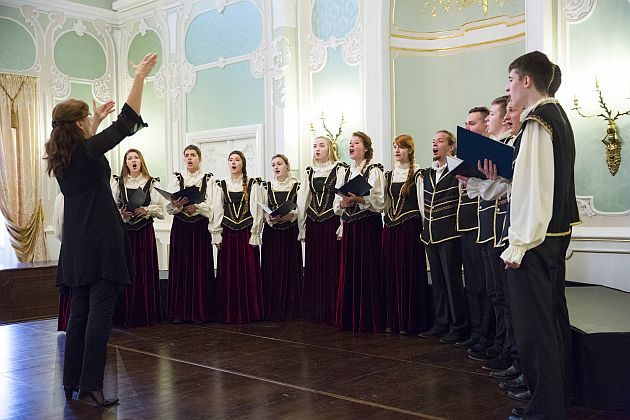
top-left (312, 136), bottom-right (338, 164)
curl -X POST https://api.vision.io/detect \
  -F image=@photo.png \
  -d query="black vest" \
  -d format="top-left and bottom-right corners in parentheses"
top-left (173, 172), bottom-right (212, 223)
top-left (264, 181), bottom-right (299, 230)
top-left (384, 169), bottom-right (422, 227)
top-left (113, 175), bottom-right (156, 231)
top-left (306, 162), bottom-right (347, 222)
top-left (457, 185), bottom-right (479, 232)
top-left (341, 163), bottom-right (384, 223)
top-left (220, 177), bottom-right (257, 230)
top-left (421, 166), bottom-right (460, 245)
top-left (503, 100), bottom-right (581, 241)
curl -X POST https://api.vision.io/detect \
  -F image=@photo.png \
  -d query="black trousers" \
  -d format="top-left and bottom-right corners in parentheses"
top-left (426, 238), bottom-right (469, 337)
top-left (482, 242), bottom-right (507, 350)
top-left (507, 236), bottom-right (572, 419)
top-left (462, 231), bottom-right (493, 342)
top-left (63, 279), bottom-right (119, 391)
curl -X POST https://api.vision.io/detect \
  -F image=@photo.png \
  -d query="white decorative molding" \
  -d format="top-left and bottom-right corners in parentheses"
top-left (154, 60), bottom-right (197, 98)
top-left (390, 14), bottom-right (525, 56)
top-left (563, 0), bottom-right (598, 23)
top-left (187, 125), bottom-right (265, 180)
top-left (250, 41), bottom-right (267, 79)
top-left (138, 17), bottom-right (148, 36)
top-left (341, 22), bottom-right (362, 65)
top-left (576, 195), bottom-right (630, 217)
top-left (50, 66), bottom-right (71, 99)
top-left (92, 74), bottom-right (111, 103)
top-left (194, 53), bottom-right (252, 72)
top-left (308, 35), bottom-right (327, 71)
top-left (215, 0), bottom-right (228, 14)
top-left (72, 18), bottom-right (87, 36)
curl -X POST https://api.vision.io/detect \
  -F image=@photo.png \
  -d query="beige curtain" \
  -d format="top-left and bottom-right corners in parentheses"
top-left (0, 73), bottom-right (48, 262)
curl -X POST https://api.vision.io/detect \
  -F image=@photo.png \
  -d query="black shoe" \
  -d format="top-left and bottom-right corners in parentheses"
top-left (385, 328), bottom-right (392, 333)
top-left (482, 356), bottom-right (512, 371)
top-left (507, 389), bottom-right (531, 402)
top-left (439, 333), bottom-right (463, 344)
top-left (511, 407), bottom-right (524, 416)
top-left (78, 390), bottom-right (119, 408)
top-left (418, 326), bottom-right (447, 339)
top-left (64, 386), bottom-right (78, 400)
top-left (499, 374), bottom-right (527, 391)
top-left (468, 341), bottom-right (489, 353)
top-left (399, 330), bottom-right (407, 335)
top-left (455, 336), bottom-right (478, 348)
top-left (489, 364), bottom-right (521, 379)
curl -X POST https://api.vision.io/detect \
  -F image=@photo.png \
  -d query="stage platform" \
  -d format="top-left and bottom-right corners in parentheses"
top-left (567, 286), bottom-right (630, 410)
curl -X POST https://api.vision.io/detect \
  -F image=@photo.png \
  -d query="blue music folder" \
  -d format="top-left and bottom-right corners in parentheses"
top-left (454, 126), bottom-right (514, 180)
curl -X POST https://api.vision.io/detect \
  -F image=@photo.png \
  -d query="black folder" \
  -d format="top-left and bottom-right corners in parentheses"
top-left (454, 126), bottom-right (515, 180)
top-left (258, 200), bottom-right (297, 218)
top-left (329, 175), bottom-right (373, 197)
top-left (125, 188), bottom-right (147, 211)
top-left (155, 186), bottom-right (205, 204)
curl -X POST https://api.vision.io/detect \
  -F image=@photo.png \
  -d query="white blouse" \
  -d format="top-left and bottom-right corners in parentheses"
top-left (111, 174), bottom-right (166, 223)
top-left (165, 169), bottom-right (222, 244)
top-left (261, 177), bottom-right (299, 226)
top-left (385, 161), bottom-right (424, 218)
top-left (214, 174), bottom-right (264, 246)
top-left (296, 160), bottom-right (345, 241)
top-left (333, 159), bottom-right (386, 216)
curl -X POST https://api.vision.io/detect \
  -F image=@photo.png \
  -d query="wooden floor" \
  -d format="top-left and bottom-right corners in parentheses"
top-left (1, 319), bottom-right (627, 420)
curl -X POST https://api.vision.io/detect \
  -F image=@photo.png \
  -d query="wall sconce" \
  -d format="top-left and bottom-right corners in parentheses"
top-left (309, 111), bottom-right (346, 155)
top-left (573, 78), bottom-right (630, 176)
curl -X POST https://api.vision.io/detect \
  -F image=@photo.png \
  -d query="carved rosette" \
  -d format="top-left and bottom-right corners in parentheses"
top-left (250, 41), bottom-right (267, 79)
top-left (51, 67), bottom-right (70, 100)
top-left (153, 60), bottom-right (197, 99)
top-left (341, 23), bottom-right (362, 65)
top-left (72, 19), bottom-right (87, 37)
top-left (564, 0), bottom-right (598, 23)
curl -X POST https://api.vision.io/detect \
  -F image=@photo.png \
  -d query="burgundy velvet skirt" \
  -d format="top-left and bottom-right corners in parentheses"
top-left (167, 217), bottom-right (215, 322)
top-left (57, 292), bottom-right (72, 331)
top-left (261, 223), bottom-right (303, 321)
top-left (302, 216), bottom-right (341, 325)
top-left (336, 214), bottom-right (384, 333)
top-left (216, 227), bottom-right (263, 323)
top-left (113, 223), bottom-right (162, 327)
top-left (382, 218), bottom-right (432, 334)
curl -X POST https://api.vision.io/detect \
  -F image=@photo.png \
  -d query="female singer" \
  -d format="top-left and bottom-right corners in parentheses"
top-left (215, 151), bottom-right (264, 323)
top-left (382, 135), bottom-right (431, 335)
top-left (334, 131), bottom-right (386, 332)
top-left (45, 52), bottom-right (157, 406)
top-left (296, 136), bottom-right (347, 325)
top-left (166, 145), bottom-right (220, 323)
top-left (260, 154), bottom-right (302, 321)
top-left (111, 148), bottom-right (166, 327)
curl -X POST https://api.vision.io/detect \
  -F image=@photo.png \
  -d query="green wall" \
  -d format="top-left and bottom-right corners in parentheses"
top-left (0, 17), bottom-right (36, 71)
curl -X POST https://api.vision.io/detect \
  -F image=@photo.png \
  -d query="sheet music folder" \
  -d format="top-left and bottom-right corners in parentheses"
top-left (257, 200), bottom-right (297, 218)
top-left (125, 188), bottom-right (147, 211)
top-left (328, 175), bottom-right (373, 197)
top-left (451, 126), bottom-right (515, 180)
top-left (155, 186), bottom-right (205, 204)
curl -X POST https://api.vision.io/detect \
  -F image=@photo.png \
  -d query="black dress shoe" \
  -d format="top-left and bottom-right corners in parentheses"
top-left (455, 336), bottom-right (478, 348)
top-left (385, 328), bottom-right (392, 333)
top-left (507, 389), bottom-right (531, 402)
top-left (482, 355), bottom-right (512, 371)
top-left (489, 364), bottom-right (521, 379)
top-left (78, 390), bottom-right (119, 408)
top-left (439, 333), bottom-right (462, 344)
top-left (499, 374), bottom-right (527, 391)
top-left (399, 330), bottom-right (407, 335)
top-left (418, 326), bottom-right (447, 338)
top-left (511, 407), bottom-right (524, 416)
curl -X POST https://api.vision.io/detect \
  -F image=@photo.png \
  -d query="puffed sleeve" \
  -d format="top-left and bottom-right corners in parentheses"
top-left (416, 169), bottom-right (424, 220)
top-left (296, 169), bottom-right (311, 240)
top-left (212, 181), bottom-right (224, 245)
top-left (188, 176), bottom-right (212, 220)
top-left (358, 165), bottom-right (385, 213)
top-left (249, 181), bottom-right (263, 246)
top-left (332, 166), bottom-right (348, 217)
top-left (145, 179), bottom-right (166, 220)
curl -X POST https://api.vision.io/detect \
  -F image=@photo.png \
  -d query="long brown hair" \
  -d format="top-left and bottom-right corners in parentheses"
top-left (229, 150), bottom-right (249, 203)
top-left (394, 134), bottom-right (415, 197)
top-left (44, 99), bottom-right (90, 177)
top-left (120, 148), bottom-right (152, 180)
top-left (352, 131), bottom-right (374, 175)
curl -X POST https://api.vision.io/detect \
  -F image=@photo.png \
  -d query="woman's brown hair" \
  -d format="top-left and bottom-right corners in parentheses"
top-left (393, 134), bottom-right (415, 197)
top-left (352, 131), bottom-right (374, 175)
top-left (44, 99), bottom-right (90, 177)
top-left (184, 144), bottom-right (202, 160)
